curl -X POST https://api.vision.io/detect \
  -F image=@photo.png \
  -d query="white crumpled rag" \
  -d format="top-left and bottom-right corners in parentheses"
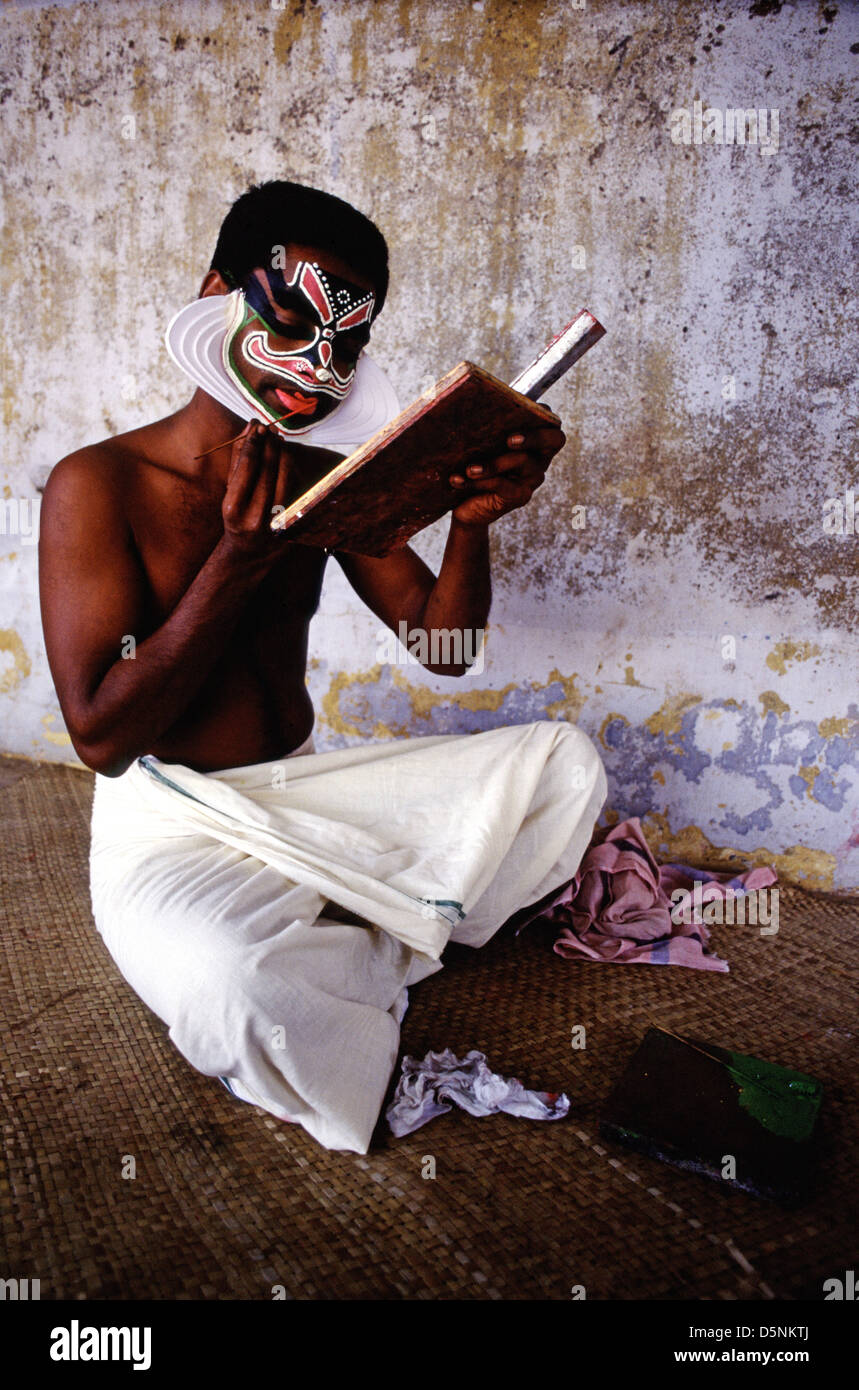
top-left (385, 1048), bottom-right (570, 1137)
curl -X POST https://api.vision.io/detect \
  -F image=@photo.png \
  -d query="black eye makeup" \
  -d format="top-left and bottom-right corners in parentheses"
top-left (255, 306), bottom-right (315, 342)
top-left (249, 308), bottom-right (369, 366)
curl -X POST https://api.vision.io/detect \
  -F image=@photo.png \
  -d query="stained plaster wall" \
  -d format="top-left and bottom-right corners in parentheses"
top-left (0, 0), bottom-right (856, 891)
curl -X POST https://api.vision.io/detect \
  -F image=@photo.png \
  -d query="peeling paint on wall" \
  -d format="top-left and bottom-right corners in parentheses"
top-left (307, 640), bottom-right (858, 892)
top-left (0, 630), bottom-right (30, 695)
top-left (639, 810), bottom-right (838, 895)
top-left (40, 712), bottom-right (72, 747)
top-left (766, 641), bottom-right (823, 677)
top-left (759, 690), bottom-right (790, 718)
top-left (1, 0), bottom-right (856, 894)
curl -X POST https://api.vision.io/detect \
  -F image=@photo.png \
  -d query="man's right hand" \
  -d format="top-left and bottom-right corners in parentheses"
top-left (222, 420), bottom-right (296, 560)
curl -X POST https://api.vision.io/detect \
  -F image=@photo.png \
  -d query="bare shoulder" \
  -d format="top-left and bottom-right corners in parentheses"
top-left (40, 435), bottom-right (145, 547)
top-left (42, 427), bottom-right (154, 515)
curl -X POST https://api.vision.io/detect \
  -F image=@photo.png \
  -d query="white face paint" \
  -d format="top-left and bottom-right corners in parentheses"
top-left (221, 260), bottom-right (376, 438)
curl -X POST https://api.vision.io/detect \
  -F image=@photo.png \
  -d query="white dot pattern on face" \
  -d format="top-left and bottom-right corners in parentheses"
top-left (310, 261), bottom-right (374, 312)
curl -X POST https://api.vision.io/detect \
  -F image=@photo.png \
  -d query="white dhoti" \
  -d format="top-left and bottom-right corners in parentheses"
top-left (89, 720), bottom-right (607, 1153)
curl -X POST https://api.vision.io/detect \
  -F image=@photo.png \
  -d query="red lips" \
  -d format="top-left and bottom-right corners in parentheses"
top-left (274, 387), bottom-right (318, 417)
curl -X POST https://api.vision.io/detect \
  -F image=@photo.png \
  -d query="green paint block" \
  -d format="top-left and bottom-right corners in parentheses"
top-left (725, 1049), bottom-right (822, 1142)
top-left (599, 1027), bottom-right (824, 1207)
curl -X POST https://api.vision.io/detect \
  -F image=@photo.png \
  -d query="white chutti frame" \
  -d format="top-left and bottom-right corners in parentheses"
top-left (164, 292), bottom-right (401, 457)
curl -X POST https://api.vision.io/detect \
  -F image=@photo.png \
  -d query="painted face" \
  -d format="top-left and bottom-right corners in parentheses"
top-left (221, 260), bottom-right (376, 437)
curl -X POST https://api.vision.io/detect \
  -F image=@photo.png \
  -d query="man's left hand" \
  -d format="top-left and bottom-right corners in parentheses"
top-left (448, 422), bottom-right (566, 527)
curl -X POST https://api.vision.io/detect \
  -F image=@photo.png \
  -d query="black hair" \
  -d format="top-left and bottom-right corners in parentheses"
top-left (209, 179), bottom-right (389, 318)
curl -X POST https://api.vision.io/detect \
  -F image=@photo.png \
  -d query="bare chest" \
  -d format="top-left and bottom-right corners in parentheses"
top-left (130, 472), bottom-right (328, 639)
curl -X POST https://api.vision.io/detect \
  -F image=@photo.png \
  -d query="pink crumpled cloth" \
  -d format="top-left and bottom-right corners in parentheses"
top-left (515, 817), bottom-right (778, 972)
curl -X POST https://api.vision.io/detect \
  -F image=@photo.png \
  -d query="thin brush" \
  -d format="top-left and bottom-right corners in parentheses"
top-left (653, 1025), bottom-right (798, 1104)
top-left (653, 1024), bottom-right (726, 1066)
top-left (192, 408), bottom-right (299, 461)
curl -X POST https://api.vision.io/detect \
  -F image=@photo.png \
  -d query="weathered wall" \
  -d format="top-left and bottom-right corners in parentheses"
top-left (1, 0), bottom-right (856, 890)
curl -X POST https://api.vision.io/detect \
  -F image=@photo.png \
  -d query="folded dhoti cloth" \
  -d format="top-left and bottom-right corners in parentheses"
top-left (89, 720), bottom-right (607, 1153)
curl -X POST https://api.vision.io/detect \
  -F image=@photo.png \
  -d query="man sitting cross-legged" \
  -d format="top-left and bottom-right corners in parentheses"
top-left (38, 180), bottom-right (607, 1152)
